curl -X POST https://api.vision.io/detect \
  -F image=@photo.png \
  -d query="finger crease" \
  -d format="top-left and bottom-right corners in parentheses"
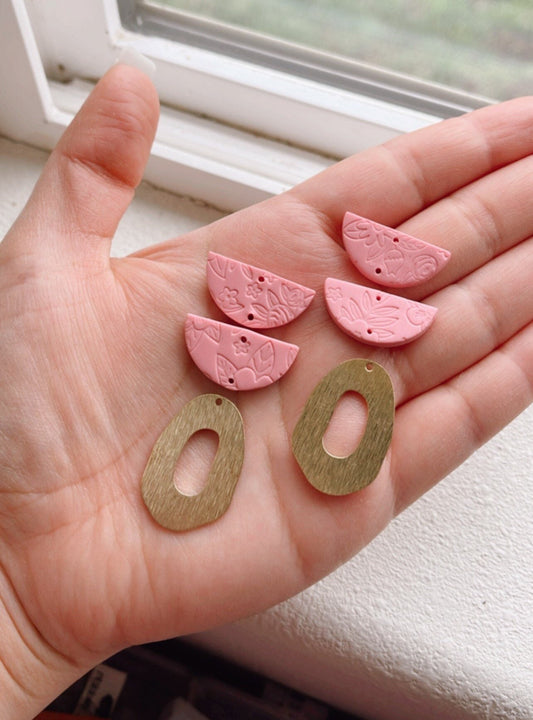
top-left (380, 143), bottom-right (430, 210)
top-left (61, 152), bottom-right (135, 195)
top-left (454, 191), bottom-right (502, 261)
top-left (445, 381), bottom-right (487, 449)
top-left (460, 282), bottom-right (503, 350)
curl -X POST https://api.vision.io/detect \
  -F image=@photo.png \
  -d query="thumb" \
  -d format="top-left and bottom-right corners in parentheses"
top-left (4, 63), bottom-right (159, 266)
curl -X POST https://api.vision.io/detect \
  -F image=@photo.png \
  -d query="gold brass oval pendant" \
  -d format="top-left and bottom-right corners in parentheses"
top-left (141, 394), bottom-right (244, 531)
top-left (292, 359), bottom-right (394, 495)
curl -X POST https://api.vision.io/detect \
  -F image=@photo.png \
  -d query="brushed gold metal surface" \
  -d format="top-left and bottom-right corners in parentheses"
top-left (292, 359), bottom-right (394, 495)
top-left (141, 394), bottom-right (244, 531)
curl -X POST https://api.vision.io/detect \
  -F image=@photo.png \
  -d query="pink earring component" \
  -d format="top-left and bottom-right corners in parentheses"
top-left (185, 314), bottom-right (299, 391)
top-left (325, 278), bottom-right (437, 347)
top-left (343, 212), bottom-right (451, 288)
top-left (207, 252), bottom-right (315, 329)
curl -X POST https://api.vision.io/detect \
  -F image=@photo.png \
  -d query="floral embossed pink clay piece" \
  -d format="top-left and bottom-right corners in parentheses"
top-left (185, 314), bottom-right (299, 390)
top-left (325, 278), bottom-right (437, 347)
top-left (207, 252), bottom-right (315, 329)
top-left (343, 212), bottom-right (451, 288)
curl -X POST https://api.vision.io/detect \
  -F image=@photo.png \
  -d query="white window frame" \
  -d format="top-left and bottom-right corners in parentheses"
top-left (0, 0), bottom-right (487, 210)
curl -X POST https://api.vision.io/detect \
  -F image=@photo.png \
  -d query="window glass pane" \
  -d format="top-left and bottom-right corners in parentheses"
top-left (149, 0), bottom-right (533, 101)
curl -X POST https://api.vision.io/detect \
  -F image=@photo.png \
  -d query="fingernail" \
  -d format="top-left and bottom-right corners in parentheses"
top-left (116, 46), bottom-right (156, 79)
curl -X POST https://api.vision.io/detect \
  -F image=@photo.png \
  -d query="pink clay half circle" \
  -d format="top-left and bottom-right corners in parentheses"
top-left (185, 314), bottom-right (299, 390)
top-left (325, 278), bottom-right (437, 347)
top-left (207, 252), bottom-right (315, 328)
top-left (342, 212), bottom-right (451, 288)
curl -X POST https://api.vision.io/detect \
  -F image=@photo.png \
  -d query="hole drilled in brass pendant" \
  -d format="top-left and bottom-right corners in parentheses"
top-left (292, 359), bottom-right (394, 495)
top-left (141, 394), bottom-right (244, 531)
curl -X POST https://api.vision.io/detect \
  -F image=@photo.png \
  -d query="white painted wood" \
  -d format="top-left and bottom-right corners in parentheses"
top-left (0, 0), bottom-right (53, 142)
top-left (0, 0), bottom-right (332, 209)
top-left (50, 79), bottom-right (332, 209)
top-left (0, 0), bottom-right (446, 209)
top-left (23, 0), bottom-right (440, 158)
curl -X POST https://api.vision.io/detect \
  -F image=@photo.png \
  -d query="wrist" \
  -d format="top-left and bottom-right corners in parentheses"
top-left (0, 568), bottom-right (84, 720)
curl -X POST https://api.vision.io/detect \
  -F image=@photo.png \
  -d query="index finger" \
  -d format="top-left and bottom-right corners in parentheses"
top-left (290, 96), bottom-right (533, 231)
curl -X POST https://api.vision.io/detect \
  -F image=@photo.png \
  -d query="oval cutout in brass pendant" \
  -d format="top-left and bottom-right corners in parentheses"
top-left (292, 359), bottom-right (394, 495)
top-left (141, 394), bottom-right (244, 531)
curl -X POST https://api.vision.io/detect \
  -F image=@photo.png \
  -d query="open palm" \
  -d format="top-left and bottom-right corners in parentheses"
top-left (1, 66), bottom-right (532, 716)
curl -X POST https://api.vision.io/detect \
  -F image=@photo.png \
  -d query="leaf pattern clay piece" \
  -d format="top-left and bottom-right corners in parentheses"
top-left (342, 212), bottom-right (451, 288)
top-left (185, 314), bottom-right (299, 390)
top-left (325, 278), bottom-right (437, 347)
top-left (207, 252), bottom-right (315, 328)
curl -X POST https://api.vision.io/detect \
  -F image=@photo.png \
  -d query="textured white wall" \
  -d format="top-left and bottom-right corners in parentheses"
top-left (1, 137), bottom-right (532, 720)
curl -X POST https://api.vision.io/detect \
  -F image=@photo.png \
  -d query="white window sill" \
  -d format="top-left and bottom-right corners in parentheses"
top-left (51, 79), bottom-right (334, 210)
top-left (1, 0), bottom-right (454, 211)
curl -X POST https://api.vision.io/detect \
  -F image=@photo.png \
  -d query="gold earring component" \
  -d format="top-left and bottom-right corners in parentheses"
top-left (141, 394), bottom-right (244, 531)
top-left (292, 359), bottom-right (394, 495)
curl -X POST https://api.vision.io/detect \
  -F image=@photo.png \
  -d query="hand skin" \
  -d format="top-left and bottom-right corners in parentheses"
top-left (1, 64), bottom-right (532, 718)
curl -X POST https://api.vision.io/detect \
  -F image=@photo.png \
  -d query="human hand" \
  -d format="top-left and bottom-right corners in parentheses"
top-left (1, 65), bottom-right (532, 718)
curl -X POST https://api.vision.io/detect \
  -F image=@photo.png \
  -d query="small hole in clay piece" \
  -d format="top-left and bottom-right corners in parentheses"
top-left (248, 314), bottom-right (254, 321)
top-left (258, 276), bottom-right (265, 282)
top-left (376, 296), bottom-right (381, 301)
top-left (228, 378), bottom-right (235, 384)
top-left (393, 237), bottom-right (399, 243)
top-left (215, 397), bottom-right (222, 406)
top-left (241, 336), bottom-right (247, 343)
top-left (367, 329), bottom-right (373, 334)
top-left (365, 362), bottom-right (373, 372)
top-left (375, 268), bottom-right (382, 274)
